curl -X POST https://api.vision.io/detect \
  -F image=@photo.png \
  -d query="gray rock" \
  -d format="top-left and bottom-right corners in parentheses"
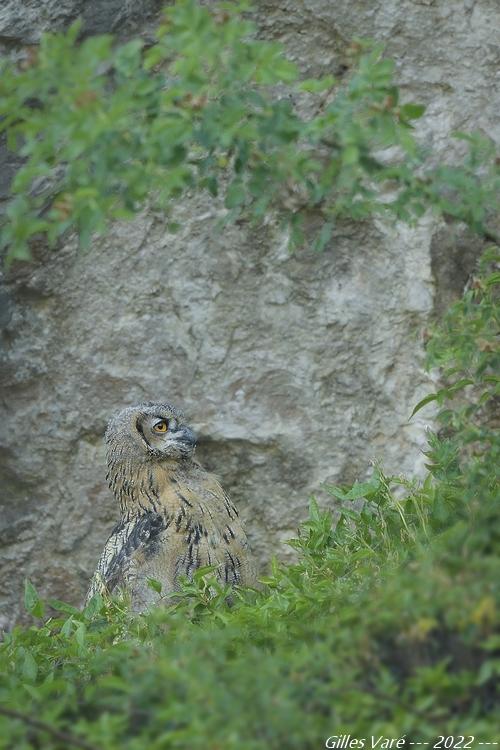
top-left (1, 0), bottom-right (498, 626)
top-left (0, 0), bottom-right (163, 44)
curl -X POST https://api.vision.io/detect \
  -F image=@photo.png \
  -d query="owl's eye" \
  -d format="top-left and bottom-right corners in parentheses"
top-left (152, 419), bottom-right (168, 433)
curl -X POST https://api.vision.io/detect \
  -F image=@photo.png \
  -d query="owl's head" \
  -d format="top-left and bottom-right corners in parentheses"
top-left (105, 401), bottom-right (197, 464)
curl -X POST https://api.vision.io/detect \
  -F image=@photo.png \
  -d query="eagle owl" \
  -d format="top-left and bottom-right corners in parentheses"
top-left (86, 401), bottom-right (255, 611)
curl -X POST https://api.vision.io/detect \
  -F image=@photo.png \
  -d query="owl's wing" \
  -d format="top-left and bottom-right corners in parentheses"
top-left (194, 478), bottom-right (257, 588)
top-left (219, 492), bottom-right (257, 587)
top-left (85, 512), bottom-right (166, 605)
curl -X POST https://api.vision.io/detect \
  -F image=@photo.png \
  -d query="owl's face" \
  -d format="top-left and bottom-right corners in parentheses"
top-left (106, 401), bottom-right (197, 463)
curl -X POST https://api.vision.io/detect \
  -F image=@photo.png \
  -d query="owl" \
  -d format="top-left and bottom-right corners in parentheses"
top-left (86, 401), bottom-right (255, 611)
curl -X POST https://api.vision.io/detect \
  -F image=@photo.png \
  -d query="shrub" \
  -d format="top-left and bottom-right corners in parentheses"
top-left (1, 0), bottom-right (499, 264)
top-left (0, 250), bottom-right (498, 748)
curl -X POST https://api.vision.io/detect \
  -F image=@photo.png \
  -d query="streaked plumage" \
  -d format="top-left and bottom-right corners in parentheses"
top-left (86, 401), bottom-right (255, 611)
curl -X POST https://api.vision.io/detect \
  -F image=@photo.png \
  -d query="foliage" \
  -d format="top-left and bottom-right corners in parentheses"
top-left (0, 251), bottom-right (499, 748)
top-left (413, 247), bottom-right (499, 551)
top-left (1, 0), bottom-right (499, 264)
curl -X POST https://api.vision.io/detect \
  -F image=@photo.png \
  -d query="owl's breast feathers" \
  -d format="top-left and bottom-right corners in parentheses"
top-left (86, 462), bottom-right (255, 606)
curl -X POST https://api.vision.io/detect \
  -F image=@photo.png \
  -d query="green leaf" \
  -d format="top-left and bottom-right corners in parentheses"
top-left (167, 221), bottom-right (182, 233)
top-left (327, 485), bottom-right (348, 501)
top-left (22, 650), bottom-right (38, 682)
top-left (24, 580), bottom-right (45, 619)
top-left (60, 616), bottom-right (74, 638)
top-left (299, 75), bottom-right (336, 93)
top-left (409, 392), bottom-right (440, 419)
top-left (399, 103), bottom-right (426, 120)
top-left (447, 377), bottom-right (474, 394)
top-left (477, 659), bottom-right (499, 685)
top-left (312, 221), bottom-right (333, 252)
top-left (328, 479), bottom-right (381, 501)
top-left (75, 621), bottom-right (86, 647)
top-left (114, 39), bottom-right (144, 76)
top-left (193, 565), bottom-right (218, 582)
top-left (83, 593), bottom-right (104, 618)
top-left (342, 145), bottom-right (359, 165)
top-left (344, 479), bottom-right (380, 500)
top-left (147, 578), bottom-right (163, 594)
top-left (225, 181), bottom-right (246, 209)
top-left (48, 600), bottom-right (81, 615)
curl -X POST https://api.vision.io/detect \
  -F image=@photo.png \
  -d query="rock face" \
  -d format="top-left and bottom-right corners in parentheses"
top-left (0, 0), bottom-right (163, 44)
top-left (0, 0), bottom-right (498, 628)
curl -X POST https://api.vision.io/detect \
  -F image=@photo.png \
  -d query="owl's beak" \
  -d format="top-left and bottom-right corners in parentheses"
top-left (176, 426), bottom-right (197, 449)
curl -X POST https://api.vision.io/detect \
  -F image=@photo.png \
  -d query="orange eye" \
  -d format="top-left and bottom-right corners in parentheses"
top-left (153, 419), bottom-right (168, 433)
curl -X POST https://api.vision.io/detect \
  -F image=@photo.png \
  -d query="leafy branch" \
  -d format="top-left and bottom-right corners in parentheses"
top-left (1, 0), bottom-right (498, 265)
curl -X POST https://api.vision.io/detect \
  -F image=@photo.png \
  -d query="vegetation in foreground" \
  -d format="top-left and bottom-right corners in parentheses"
top-left (0, 250), bottom-right (498, 748)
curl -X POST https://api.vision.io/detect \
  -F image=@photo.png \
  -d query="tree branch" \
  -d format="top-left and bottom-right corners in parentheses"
top-left (0, 706), bottom-right (100, 750)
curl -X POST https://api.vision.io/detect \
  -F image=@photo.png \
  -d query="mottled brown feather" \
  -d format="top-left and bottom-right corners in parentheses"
top-left (86, 404), bottom-right (255, 611)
